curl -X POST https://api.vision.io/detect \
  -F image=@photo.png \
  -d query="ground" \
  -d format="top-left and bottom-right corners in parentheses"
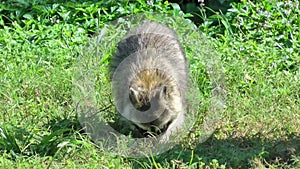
top-left (0, 0), bottom-right (299, 168)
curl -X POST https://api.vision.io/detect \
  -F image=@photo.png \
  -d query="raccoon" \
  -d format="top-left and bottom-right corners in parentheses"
top-left (110, 21), bottom-right (188, 142)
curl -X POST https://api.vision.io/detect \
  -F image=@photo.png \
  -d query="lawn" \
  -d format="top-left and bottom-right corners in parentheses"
top-left (0, 0), bottom-right (299, 168)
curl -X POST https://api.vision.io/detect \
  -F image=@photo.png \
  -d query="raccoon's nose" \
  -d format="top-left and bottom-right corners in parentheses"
top-left (136, 102), bottom-right (151, 111)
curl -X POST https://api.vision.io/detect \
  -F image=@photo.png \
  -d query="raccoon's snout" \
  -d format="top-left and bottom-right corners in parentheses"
top-left (136, 102), bottom-right (151, 111)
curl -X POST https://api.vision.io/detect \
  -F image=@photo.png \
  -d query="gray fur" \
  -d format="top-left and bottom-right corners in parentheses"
top-left (111, 20), bottom-right (188, 142)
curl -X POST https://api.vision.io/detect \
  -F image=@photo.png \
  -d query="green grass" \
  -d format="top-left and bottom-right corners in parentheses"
top-left (1, 0), bottom-right (299, 168)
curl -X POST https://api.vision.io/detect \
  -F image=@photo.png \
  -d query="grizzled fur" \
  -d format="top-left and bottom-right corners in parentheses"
top-left (110, 21), bottom-right (188, 142)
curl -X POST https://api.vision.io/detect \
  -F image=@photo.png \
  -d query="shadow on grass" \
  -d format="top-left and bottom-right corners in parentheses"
top-left (0, 116), bottom-right (83, 158)
top-left (0, 0), bottom-right (240, 29)
top-left (1, 117), bottom-right (299, 168)
top-left (131, 133), bottom-right (300, 168)
top-left (168, 0), bottom-right (241, 25)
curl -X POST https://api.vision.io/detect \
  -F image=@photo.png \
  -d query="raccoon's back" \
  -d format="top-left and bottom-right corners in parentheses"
top-left (111, 21), bottom-right (186, 73)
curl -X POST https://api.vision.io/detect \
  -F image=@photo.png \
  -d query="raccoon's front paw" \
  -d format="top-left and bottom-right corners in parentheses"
top-left (158, 131), bottom-right (171, 144)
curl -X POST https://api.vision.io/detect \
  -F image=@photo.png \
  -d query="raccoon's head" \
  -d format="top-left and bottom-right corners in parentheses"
top-left (127, 84), bottom-right (179, 135)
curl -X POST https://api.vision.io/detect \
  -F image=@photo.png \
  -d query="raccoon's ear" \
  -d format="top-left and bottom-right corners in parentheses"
top-left (160, 85), bottom-right (167, 99)
top-left (129, 87), bottom-right (139, 106)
